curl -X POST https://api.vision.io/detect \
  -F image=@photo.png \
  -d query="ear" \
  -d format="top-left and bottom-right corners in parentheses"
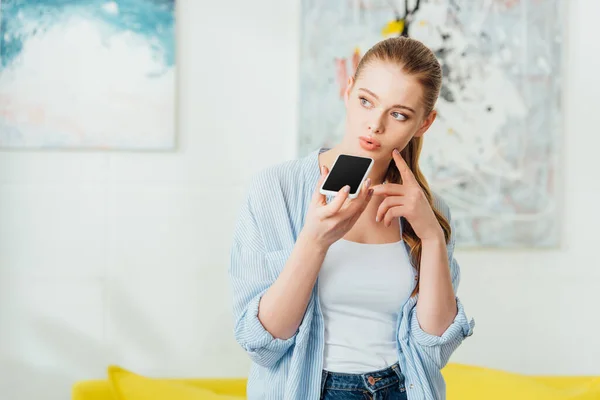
top-left (414, 109), bottom-right (437, 138)
top-left (344, 76), bottom-right (355, 107)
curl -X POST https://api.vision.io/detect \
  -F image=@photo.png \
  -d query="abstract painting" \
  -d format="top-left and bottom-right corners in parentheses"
top-left (0, 0), bottom-right (176, 150)
top-left (299, 0), bottom-right (562, 248)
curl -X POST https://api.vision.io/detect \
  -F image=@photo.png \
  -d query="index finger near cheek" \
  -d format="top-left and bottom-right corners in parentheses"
top-left (393, 151), bottom-right (418, 186)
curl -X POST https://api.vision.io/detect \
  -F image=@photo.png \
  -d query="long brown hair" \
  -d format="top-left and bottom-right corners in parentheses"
top-left (354, 37), bottom-right (451, 296)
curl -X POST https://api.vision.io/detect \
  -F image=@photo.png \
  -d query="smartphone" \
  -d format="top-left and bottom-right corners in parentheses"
top-left (320, 154), bottom-right (374, 199)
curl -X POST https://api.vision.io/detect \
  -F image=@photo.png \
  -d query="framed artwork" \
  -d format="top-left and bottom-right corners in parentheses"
top-left (299, 0), bottom-right (562, 247)
top-left (0, 0), bottom-right (176, 150)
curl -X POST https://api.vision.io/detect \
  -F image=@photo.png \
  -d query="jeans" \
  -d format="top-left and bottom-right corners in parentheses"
top-left (320, 363), bottom-right (408, 400)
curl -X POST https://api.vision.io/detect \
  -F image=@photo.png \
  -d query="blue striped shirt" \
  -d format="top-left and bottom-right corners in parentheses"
top-left (229, 147), bottom-right (475, 400)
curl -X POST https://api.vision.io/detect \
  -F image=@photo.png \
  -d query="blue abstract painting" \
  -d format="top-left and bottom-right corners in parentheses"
top-left (0, 0), bottom-right (176, 149)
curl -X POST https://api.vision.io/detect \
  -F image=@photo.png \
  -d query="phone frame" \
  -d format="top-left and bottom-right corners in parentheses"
top-left (319, 154), bottom-right (374, 199)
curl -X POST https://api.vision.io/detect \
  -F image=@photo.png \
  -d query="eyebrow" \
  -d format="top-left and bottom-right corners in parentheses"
top-left (358, 88), bottom-right (416, 114)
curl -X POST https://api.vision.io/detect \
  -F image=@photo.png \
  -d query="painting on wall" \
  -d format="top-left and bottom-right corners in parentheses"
top-left (299, 0), bottom-right (562, 248)
top-left (0, 0), bottom-right (176, 150)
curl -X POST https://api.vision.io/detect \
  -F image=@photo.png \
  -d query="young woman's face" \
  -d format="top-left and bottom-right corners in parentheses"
top-left (343, 61), bottom-right (435, 159)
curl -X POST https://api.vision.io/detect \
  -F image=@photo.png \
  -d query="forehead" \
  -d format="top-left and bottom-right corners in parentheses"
top-left (355, 61), bottom-right (423, 109)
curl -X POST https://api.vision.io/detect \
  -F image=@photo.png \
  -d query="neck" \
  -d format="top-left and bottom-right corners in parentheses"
top-left (321, 144), bottom-right (392, 186)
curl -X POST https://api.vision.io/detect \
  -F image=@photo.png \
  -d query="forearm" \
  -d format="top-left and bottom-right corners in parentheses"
top-left (415, 230), bottom-right (457, 336)
top-left (258, 230), bottom-right (327, 340)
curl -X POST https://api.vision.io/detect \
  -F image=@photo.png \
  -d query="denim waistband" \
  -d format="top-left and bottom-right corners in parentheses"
top-left (321, 363), bottom-right (405, 393)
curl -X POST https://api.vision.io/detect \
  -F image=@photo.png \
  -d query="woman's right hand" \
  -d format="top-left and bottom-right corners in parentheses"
top-left (302, 165), bottom-right (374, 250)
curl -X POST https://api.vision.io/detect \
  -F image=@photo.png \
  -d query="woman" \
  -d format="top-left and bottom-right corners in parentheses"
top-left (229, 37), bottom-right (474, 400)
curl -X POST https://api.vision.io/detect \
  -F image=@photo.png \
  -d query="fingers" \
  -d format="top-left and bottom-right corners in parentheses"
top-left (376, 196), bottom-right (404, 223)
top-left (370, 183), bottom-right (405, 197)
top-left (383, 205), bottom-right (403, 227)
top-left (319, 184), bottom-right (350, 218)
top-left (319, 177), bottom-right (375, 221)
top-left (312, 165), bottom-right (329, 205)
top-left (347, 185), bottom-right (374, 226)
top-left (392, 148), bottom-right (418, 186)
top-left (339, 178), bottom-right (373, 219)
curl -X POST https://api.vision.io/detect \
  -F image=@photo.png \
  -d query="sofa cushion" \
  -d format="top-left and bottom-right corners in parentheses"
top-left (443, 363), bottom-right (600, 400)
top-left (108, 366), bottom-right (245, 400)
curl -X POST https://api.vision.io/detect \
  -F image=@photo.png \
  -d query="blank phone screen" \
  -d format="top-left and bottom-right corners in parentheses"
top-left (322, 154), bottom-right (372, 194)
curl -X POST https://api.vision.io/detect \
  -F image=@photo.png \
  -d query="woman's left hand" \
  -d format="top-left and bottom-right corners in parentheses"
top-left (371, 149), bottom-right (443, 242)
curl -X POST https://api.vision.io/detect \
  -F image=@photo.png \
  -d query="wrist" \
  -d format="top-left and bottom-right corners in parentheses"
top-left (420, 228), bottom-right (445, 246)
top-left (298, 229), bottom-right (330, 256)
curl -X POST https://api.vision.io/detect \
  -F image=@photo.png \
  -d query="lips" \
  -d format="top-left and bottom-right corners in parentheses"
top-left (359, 136), bottom-right (381, 150)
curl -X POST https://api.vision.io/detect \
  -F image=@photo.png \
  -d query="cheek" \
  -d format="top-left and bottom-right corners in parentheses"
top-left (389, 118), bottom-right (412, 133)
top-left (389, 119), bottom-right (419, 142)
top-left (346, 103), bottom-right (367, 127)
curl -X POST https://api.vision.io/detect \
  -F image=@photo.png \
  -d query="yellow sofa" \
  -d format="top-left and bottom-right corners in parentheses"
top-left (72, 376), bottom-right (248, 400)
top-left (72, 363), bottom-right (600, 400)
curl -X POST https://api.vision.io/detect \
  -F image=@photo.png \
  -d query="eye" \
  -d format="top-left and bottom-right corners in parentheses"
top-left (391, 111), bottom-right (407, 121)
top-left (359, 97), bottom-right (372, 107)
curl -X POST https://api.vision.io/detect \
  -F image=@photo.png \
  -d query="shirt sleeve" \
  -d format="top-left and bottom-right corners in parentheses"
top-left (406, 196), bottom-right (475, 369)
top-left (228, 175), bottom-right (296, 368)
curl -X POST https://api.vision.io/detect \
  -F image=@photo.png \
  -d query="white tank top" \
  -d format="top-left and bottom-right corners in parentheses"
top-left (318, 238), bottom-right (416, 374)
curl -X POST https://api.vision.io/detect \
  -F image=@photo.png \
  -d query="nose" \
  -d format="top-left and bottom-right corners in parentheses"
top-left (368, 122), bottom-right (383, 134)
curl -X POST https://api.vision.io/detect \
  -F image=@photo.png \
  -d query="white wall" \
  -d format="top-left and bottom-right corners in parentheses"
top-left (0, 0), bottom-right (598, 399)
